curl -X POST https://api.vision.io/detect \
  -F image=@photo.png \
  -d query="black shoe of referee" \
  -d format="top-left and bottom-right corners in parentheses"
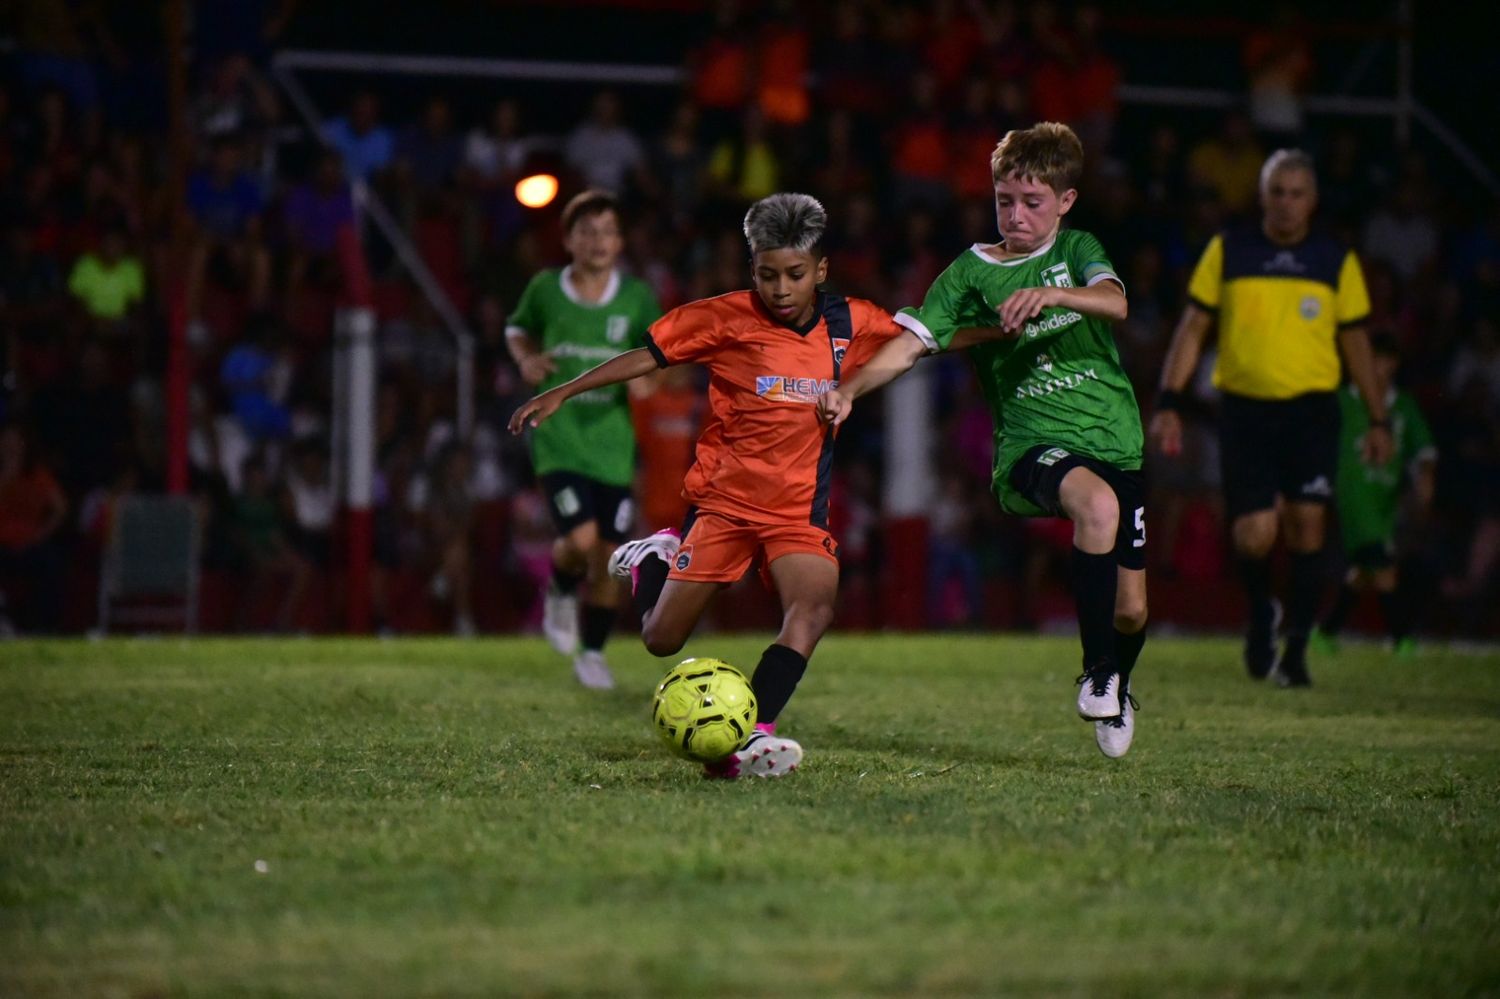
top-left (1273, 646), bottom-right (1313, 688)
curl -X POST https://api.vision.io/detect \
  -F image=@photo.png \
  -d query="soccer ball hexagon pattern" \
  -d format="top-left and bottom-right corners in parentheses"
top-left (651, 658), bottom-right (758, 763)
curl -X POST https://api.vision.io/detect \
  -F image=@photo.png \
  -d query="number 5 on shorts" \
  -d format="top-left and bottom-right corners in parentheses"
top-left (1133, 507), bottom-right (1146, 548)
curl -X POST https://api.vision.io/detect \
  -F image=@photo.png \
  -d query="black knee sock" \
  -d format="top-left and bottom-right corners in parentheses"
top-left (1072, 548), bottom-right (1118, 671)
top-left (1238, 555), bottom-right (1273, 625)
top-left (1284, 551), bottom-right (1325, 659)
top-left (632, 555), bottom-right (670, 620)
top-left (751, 643), bottom-right (808, 725)
top-left (552, 563), bottom-right (584, 595)
top-left (1322, 583), bottom-right (1358, 637)
top-left (580, 604), bottom-right (616, 652)
top-left (1378, 590), bottom-right (1409, 642)
top-left (1115, 627), bottom-right (1146, 681)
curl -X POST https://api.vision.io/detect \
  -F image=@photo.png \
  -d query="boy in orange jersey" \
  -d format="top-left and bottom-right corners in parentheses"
top-left (511, 192), bottom-right (900, 778)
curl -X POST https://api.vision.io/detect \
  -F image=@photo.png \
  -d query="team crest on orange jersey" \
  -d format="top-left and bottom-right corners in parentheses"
top-left (674, 546), bottom-right (693, 571)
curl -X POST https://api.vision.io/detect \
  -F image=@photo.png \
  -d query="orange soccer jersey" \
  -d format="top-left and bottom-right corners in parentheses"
top-left (643, 290), bottom-right (901, 529)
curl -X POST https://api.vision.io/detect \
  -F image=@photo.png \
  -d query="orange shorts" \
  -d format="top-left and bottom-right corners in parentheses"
top-left (667, 508), bottom-right (839, 584)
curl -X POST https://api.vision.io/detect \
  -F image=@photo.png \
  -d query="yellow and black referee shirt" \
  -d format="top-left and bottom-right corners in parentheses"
top-left (1187, 226), bottom-right (1371, 400)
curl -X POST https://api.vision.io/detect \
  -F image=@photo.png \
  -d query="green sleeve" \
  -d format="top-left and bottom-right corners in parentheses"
top-left (506, 272), bottom-right (547, 337)
top-left (895, 257), bottom-right (988, 352)
top-left (1066, 230), bottom-right (1122, 290)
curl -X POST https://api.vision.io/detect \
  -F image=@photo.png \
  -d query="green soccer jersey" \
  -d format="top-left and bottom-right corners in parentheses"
top-left (896, 229), bottom-right (1143, 515)
top-left (507, 267), bottom-right (661, 486)
top-left (1335, 386), bottom-right (1435, 550)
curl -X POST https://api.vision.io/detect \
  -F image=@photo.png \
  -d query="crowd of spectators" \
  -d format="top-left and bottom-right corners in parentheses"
top-left (1, 0), bottom-right (1497, 637)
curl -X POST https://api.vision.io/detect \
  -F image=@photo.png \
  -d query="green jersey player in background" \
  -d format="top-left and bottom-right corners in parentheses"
top-left (1313, 333), bottom-right (1436, 655)
top-left (819, 122), bottom-right (1147, 758)
top-left (506, 190), bottom-right (662, 689)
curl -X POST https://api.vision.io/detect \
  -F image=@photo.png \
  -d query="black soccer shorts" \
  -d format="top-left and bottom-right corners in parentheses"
top-left (1008, 444), bottom-right (1148, 570)
top-left (539, 471), bottom-right (636, 542)
top-left (1218, 391), bottom-right (1340, 520)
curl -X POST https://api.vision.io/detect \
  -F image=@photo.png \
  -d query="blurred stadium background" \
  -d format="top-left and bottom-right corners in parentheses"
top-left (2, 0), bottom-right (1497, 640)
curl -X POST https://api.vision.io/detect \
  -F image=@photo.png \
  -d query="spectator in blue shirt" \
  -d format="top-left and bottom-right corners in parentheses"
top-left (187, 134), bottom-right (265, 239)
top-left (323, 91), bottom-right (395, 182)
top-left (219, 314), bottom-right (291, 443)
top-left (186, 133), bottom-right (271, 332)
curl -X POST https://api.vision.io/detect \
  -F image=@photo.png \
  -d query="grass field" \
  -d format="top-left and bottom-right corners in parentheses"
top-left (2, 634), bottom-right (1499, 997)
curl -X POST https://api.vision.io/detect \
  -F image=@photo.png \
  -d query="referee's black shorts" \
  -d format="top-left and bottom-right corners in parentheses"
top-left (1218, 390), bottom-right (1340, 519)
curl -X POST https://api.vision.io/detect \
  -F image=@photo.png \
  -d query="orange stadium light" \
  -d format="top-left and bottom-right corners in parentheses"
top-left (515, 173), bottom-right (559, 209)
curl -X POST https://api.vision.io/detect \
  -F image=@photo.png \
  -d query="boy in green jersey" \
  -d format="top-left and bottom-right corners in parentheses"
top-left (819, 122), bottom-right (1147, 758)
top-left (506, 190), bottom-right (662, 689)
top-left (1314, 335), bottom-right (1436, 654)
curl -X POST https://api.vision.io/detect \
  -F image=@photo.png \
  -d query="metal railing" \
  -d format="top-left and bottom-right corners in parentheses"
top-left (269, 58), bottom-right (478, 440)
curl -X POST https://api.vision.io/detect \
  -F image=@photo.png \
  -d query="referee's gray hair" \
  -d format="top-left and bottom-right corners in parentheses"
top-left (742, 192), bottom-right (827, 256)
top-left (1260, 148), bottom-right (1318, 194)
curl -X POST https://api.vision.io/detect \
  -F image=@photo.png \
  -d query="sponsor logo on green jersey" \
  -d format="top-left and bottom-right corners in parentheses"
top-left (1021, 310), bottom-right (1084, 339)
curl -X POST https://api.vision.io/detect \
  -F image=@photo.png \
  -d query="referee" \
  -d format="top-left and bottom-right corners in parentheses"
top-left (1151, 149), bottom-right (1393, 687)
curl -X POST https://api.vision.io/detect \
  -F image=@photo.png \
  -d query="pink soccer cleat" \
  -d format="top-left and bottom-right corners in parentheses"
top-left (607, 528), bottom-right (681, 593)
top-left (702, 731), bottom-right (803, 779)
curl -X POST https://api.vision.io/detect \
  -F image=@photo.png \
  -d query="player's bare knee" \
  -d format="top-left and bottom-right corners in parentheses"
top-left (552, 536), bottom-right (587, 569)
top-left (1285, 528), bottom-right (1324, 554)
top-left (565, 521), bottom-right (599, 554)
top-left (641, 623), bottom-right (686, 658)
top-left (1115, 601), bottom-right (1148, 634)
top-left (1076, 486), bottom-right (1120, 540)
top-left (785, 600), bottom-right (835, 642)
top-left (1231, 520), bottom-right (1276, 559)
top-left (1235, 538), bottom-right (1275, 560)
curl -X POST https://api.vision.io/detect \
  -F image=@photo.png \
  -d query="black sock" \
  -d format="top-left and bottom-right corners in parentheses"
top-left (1378, 590), bottom-right (1409, 642)
top-left (1237, 555), bottom-right (1273, 626)
top-left (1322, 583), bottom-right (1358, 637)
top-left (1115, 627), bottom-right (1146, 680)
top-left (632, 554), bottom-right (669, 620)
top-left (1284, 550), bottom-right (1325, 659)
top-left (751, 643), bottom-right (808, 725)
top-left (552, 564), bottom-right (585, 595)
top-left (580, 603), bottom-right (616, 652)
top-left (1072, 548), bottom-right (1118, 671)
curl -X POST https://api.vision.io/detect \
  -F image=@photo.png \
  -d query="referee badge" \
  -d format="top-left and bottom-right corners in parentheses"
top-left (1299, 296), bottom-right (1322, 320)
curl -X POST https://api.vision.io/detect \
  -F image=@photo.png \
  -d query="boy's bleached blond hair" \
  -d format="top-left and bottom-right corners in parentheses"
top-left (743, 192), bottom-right (827, 256)
top-left (990, 122), bottom-right (1085, 194)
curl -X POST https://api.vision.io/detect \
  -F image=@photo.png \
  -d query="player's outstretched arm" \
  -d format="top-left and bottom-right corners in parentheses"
top-left (508, 347), bottom-right (660, 433)
top-left (949, 325), bottom-right (1017, 347)
top-left (1149, 303), bottom-right (1214, 458)
top-left (996, 281), bottom-right (1126, 333)
top-left (817, 330), bottom-right (928, 427)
